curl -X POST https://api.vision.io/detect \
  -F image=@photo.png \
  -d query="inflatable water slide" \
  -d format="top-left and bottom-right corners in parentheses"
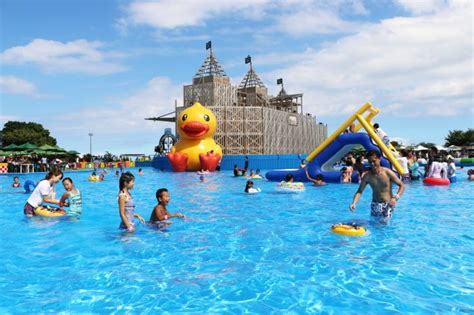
top-left (266, 103), bottom-right (404, 183)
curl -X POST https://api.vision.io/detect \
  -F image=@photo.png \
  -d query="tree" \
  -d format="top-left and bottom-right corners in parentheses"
top-left (463, 129), bottom-right (474, 145)
top-left (1, 121), bottom-right (57, 146)
top-left (445, 128), bottom-right (474, 146)
top-left (103, 151), bottom-right (116, 162)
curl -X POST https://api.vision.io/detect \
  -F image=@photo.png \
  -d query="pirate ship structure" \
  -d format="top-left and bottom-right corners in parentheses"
top-left (147, 42), bottom-right (327, 155)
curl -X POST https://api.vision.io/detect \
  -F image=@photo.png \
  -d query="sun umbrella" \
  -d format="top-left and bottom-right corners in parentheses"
top-left (0, 151), bottom-right (13, 156)
top-left (413, 145), bottom-right (428, 151)
top-left (447, 145), bottom-right (462, 151)
top-left (67, 150), bottom-right (80, 155)
top-left (17, 143), bottom-right (39, 151)
top-left (38, 144), bottom-right (58, 151)
top-left (53, 145), bottom-right (67, 152)
top-left (2, 144), bottom-right (21, 150)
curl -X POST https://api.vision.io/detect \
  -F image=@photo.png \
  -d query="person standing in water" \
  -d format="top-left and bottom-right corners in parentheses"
top-left (118, 172), bottom-right (145, 232)
top-left (349, 150), bottom-right (404, 220)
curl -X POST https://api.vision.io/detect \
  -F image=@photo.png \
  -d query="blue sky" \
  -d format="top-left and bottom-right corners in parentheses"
top-left (1, 0), bottom-right (472, 155)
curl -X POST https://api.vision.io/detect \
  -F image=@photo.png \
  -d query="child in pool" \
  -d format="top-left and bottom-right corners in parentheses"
top-left (468, 169), bottom-right (474, 181)
top-left (199, 175), bottom-right (206, 182)
top-left (284, 173), bottom-right (294, 183)
top-left (118, 172), bottom-right (145, 232)
top-left (138, 168), bottom-right (144, 175)
top-left (245, 180), bottom-right (261, 193)
top-left (99, 174), bottom-right (105, 181)
top-left (115, 170), bottom-right (120, 177)
top-left (305, 169), bottom-right (326, 186)
top-left (12, 176), bottom-right (21, 188)
top-left (149, 188), bottom-right (184, 226)
top-left (59, 177), bottom-right (82, 216)
top-left (340, 167), bottom-right (352, 183)
top-left (24, 169), bottom-right (63, 216)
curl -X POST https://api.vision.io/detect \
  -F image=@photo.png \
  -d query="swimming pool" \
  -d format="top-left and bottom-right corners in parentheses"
top-left (0, 168), bottom-right (473, 313)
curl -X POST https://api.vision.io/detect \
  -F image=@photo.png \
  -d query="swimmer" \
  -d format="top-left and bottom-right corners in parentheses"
top-left (138, 168), bottom-right (144, 175)
top-left (23, 169), bottom-right (63, 216)
top-left (99, 174), bottom-right (105, 181)
top-left (233, 156), bottom-right (249, 177)
top-left (246, 169), bottom-right (255, 178)
top-left (425, 157), bottom-right (446, 179)
top-left (118, 172), bottom-right (145, 232)
top-left (149, 188), bottom-right (184, 227)
top-left (12, 176), bottom-right (21, 188)
top-left (397, 150), bottom-right (410, 182)
top-left (59, 177), bottom-right (82, 216)
top-left (305, 169), bottom-right (326, 186)
top-left (199, 175), bottom-right (206, 182)
top-left (115, 170), bottom-right (120, 177)
top-left (447, 156), bottom-right (456, 183)
top-left (349, 150), bottom-right (404, 221)
top-left (468, 169), bottom-right (474, 181)
top-left (340, 167), bottom-right (351, 183)
top-left (245, 180), bottom-right (261, 194)
top-left (284, 174), bottom-right (294, 183)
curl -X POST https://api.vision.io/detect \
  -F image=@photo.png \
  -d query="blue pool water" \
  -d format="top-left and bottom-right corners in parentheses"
top-left (0, 168), bottom-right (473, 313)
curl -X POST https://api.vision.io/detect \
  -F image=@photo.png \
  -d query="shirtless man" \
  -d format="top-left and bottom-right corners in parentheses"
top-left (349, 150), bottom-right (404, 219)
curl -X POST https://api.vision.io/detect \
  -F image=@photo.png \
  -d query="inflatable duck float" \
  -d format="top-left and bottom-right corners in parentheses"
top-left (167, 102), bottom-right (222, 172)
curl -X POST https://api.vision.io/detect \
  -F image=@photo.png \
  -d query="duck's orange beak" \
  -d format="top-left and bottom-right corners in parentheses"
top-left (181, 121), bottom-right (209, 138)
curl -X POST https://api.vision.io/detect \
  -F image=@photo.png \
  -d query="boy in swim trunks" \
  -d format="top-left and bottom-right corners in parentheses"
top-left (349, 150), bottom-right (404, 220)
top-left (149, 188), bottom-right (184, 227)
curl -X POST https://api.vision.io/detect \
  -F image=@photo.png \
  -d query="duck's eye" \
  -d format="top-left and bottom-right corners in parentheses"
top-left (182, 114), bottom-right (188, 121)
top-left (203, 114), bottom-right (210, 122)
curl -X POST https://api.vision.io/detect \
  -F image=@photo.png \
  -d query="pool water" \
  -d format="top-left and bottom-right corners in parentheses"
top-left (0, 168), bottom-right (473, 313)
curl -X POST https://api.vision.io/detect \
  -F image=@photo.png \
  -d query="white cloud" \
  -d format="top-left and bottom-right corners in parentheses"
top-left (0, 39), bottom-right (126, 75)
top-left (394, 0), bottom-right (451, 15)
top-left (123, 0), bottom-right (269, 30)
top-left (41, 76), bottom-right (182, 154)
top-left (52, 76), bottom-right (181, 135)
top-left (263, 2), bottom-right (473, 117)
top-left (274, 7), bottom-right (368, 36)
top-left (0, 75), bottom-right (38, 96)
top-left (122, 0), bottom-right (369, 37)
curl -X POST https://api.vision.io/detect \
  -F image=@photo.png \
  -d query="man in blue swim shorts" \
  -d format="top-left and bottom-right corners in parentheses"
top-left (349, 150), bottom-right (404, 220)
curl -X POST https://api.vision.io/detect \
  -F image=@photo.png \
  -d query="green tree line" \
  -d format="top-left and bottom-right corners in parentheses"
top-left (444, 128), bottom-right (474, 146)
top-left (1, 121), bottom-right (57, 146)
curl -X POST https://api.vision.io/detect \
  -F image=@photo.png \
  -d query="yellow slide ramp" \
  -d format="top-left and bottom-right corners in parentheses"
top-left (306, 102), bottom-right (404, 175)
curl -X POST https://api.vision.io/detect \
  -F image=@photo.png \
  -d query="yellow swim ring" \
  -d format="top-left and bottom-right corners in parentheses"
top-left (278, 181), bottom-right (305, 191)
top-left (88, 176), bottom-right (99, 182)
top-left (35, 206), bottom-right (66, 217)
top-left (331, 223), bottom-right (366, 236)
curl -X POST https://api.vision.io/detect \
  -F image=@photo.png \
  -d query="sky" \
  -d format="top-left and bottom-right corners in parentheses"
top-left (0, 0), bottom-right (472, 156)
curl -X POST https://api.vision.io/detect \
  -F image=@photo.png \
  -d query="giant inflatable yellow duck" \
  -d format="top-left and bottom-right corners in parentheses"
top-left (167, 102), bottom-right (222, 172)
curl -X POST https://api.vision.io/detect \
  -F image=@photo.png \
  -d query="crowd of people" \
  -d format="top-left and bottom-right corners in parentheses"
top-left (8, 141), bottom-right (473, 227)
top-left (0, 154), bottom-right (139, 174)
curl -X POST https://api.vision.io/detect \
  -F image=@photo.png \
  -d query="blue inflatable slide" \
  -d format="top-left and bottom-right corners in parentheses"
top-left (265, 133), bottom-right (394, 183)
